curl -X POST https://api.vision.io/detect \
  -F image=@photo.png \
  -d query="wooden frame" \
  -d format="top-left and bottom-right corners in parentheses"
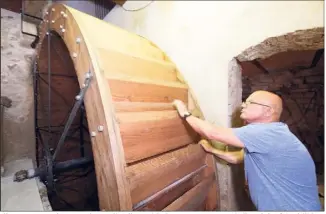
top-left (36, 3), bottom-right (218, 211)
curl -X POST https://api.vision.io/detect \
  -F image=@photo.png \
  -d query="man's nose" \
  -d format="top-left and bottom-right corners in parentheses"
top-left (241, 102), bottom-right (246, 108)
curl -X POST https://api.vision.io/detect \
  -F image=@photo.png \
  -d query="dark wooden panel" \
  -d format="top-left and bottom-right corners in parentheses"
top-left (163, 174), bottom-right (215, 211)
top-left (126, 144), bottom-right (206, 205)
top-left (134, 165), bottom-right (206, 211)
top-left (204, 153), bottom-right (219, 210)
top-left (1, 0), bottom-right (21, 13)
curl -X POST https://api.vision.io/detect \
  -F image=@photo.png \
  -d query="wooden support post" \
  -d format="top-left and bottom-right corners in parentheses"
top-left (112, 0), bottom-right (127, 6)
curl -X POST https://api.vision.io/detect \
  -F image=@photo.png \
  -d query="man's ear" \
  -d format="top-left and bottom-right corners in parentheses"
top-left (264, 107), bottom-right (274, 117)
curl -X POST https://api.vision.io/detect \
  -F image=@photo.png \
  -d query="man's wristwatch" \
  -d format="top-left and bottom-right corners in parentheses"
top-left (183, 111), bottom-right (192, 119)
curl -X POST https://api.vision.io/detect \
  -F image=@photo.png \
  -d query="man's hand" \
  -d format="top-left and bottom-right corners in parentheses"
top-left (199, 140), bottom-right (214, 153)
top-left (173, 99), bottom-right (189, 117)
top-left (199, 139), bottom-right (244, 164)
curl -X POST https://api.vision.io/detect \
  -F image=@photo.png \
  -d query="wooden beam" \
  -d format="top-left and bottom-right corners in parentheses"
top-left (310, 49), bottom-right (324, 68)
top-left (251, 59), bottom-right (269, 74)
top-left (1, 0), bottom-right (22, 13)
top-left (112, 0), bottom-right (127, 6)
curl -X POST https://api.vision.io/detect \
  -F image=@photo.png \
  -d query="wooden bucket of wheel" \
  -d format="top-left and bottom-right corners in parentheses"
top-left (35, 3), bottom-right (218, 211)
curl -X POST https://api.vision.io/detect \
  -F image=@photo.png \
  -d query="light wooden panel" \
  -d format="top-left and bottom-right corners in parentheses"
top-left (66, 6), bottom-right (166, 61)
top-left (117, 110), bottom-right (178, 123)
top-left (163, 174), bottom-right (215, 211)
top-left (113, 101), bottom-right (175, 112)
top-left (112, 0), bottom-right (127, 6)
top-left (107, 78), bottom-right (188, 103)
top-left (96, 48), bottom-right (177, 82)
top-left (126, 144), bottom-right (206, 205)
top-left (118, 113), bottom-right (199, 163)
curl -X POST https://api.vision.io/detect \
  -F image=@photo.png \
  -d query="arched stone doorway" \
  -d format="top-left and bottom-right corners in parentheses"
top-left (227, 27), bottom-right (324, 210)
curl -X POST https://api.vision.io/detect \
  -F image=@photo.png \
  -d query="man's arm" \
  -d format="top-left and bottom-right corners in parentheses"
top-left (173, 100), bottom-right (244, 148)
top-left (186, 116), bottom-right (244, 148)
top-left (199, 140), bottom-right (244, 164)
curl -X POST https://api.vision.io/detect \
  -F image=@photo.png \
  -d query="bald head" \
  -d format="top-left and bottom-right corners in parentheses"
top-left (248, 90), bottom-right (283, 120)
top-left (241, 90), bottom-right (283, 123)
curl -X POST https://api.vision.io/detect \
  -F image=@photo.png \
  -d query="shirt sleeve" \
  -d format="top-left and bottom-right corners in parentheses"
top-left (232, 125), bottom-right (272, 153)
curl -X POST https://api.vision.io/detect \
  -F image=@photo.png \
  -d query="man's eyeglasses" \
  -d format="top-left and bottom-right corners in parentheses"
top-left (242, 100), bottom-right (271, 108)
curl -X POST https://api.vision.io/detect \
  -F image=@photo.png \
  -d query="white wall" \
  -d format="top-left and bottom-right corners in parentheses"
top-left (103, 1), bottom-right (323, 127)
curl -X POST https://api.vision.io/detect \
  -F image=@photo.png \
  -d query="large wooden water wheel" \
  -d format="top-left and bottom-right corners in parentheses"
top-left (32, 3), bottom-right (219, 211)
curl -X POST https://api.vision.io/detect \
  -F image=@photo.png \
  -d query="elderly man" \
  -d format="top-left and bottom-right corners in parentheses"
top-left (173, 90), bottom-right (321, 211)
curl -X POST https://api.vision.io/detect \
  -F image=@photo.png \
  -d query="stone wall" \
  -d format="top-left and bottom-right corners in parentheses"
top-left (1, 8), bottom-right (36, 163)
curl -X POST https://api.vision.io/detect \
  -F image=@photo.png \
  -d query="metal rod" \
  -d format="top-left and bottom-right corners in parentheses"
top-left (21, 31), bottom-right (38, 38)
top-left (22, 12), bottom-right (43, 21)
top-left (20, 0), bottom-right (24, 37)
top-left (14, 157), bottom-right (93, 182)
top-left (47, 32), bottom-right (52, 136)
top-left (33, 60), bottom-right (40, 167)
top-left (54, 157), bottom-right (93, 173)
top-left (37, 72), bottom-right (77, 78)
top-left (46, 20), bottom-right (54, 190)
top-left (80, 104), bottom-right (85, 157)
top-left (52, 72), bottom-right (92, 160)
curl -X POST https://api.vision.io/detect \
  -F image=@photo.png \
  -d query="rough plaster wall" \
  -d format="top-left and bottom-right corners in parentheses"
top-left (1, 9), bottom-right (36, 163)
top-left (237, 27), bottom-right (324, 62)
top-left (103, 1), bottom-right (323, 210)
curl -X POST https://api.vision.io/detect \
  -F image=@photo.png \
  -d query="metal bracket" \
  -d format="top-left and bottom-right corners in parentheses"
top-left (52, 71), bottom-right (93, 161)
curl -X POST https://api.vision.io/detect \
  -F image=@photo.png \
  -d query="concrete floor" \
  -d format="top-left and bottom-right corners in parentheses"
top-left (1, 158), bottom-right (51, 211)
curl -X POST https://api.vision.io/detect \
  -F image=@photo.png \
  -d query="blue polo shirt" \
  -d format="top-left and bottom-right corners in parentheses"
top-left (232, 122), bottom-right (321, 211)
